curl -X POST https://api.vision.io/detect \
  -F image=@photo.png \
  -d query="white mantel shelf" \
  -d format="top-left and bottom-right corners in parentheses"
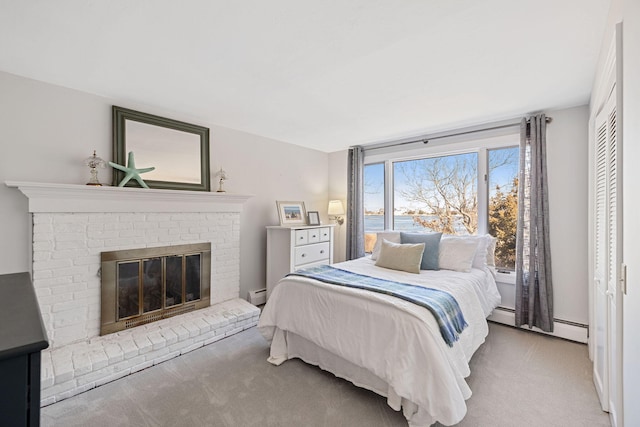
top-left (5, 181), bottom-right (253, 213)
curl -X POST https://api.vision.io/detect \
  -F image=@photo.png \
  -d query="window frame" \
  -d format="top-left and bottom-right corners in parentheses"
top-left (487, 145), bottom-right (520, 281)
top-left (363, 132), bottom-right (519, 284)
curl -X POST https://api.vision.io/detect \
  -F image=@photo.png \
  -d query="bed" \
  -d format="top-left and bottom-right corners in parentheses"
top-left (258, 233), bottom-right (501, 426)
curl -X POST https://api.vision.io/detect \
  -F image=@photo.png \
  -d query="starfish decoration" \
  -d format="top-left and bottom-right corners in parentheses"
top-left (108, 152), bottom-right (155, 189)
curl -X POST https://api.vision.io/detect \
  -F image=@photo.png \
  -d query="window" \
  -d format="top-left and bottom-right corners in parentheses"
top-left (364, 163), bottom-right (384, 253)
top-left (363, 135), bottom-right (519, 273)
top-left (394, 152), bottom-right (478, 235)
top-left (488, 147), bottom-right (519, 270)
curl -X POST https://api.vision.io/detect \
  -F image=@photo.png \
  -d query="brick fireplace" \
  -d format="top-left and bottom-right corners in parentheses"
top-left (100, 242), bottom-right (212, 335)
top-left (6, 181), bottom-right (258, 406)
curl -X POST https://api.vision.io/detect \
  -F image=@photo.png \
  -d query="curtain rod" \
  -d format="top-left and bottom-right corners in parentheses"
top-left (362, 116), bottom-right (552, 152)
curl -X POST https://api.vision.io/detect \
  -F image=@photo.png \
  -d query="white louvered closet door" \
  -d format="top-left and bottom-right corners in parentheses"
top-left (593, 104), bottom-right (609, 411)
top-left (591, 23), bottom-right (623, 427)
top-left (593, 88), bottom-right (623, 425)
top-left (606, 95), bottom-right (623, 427)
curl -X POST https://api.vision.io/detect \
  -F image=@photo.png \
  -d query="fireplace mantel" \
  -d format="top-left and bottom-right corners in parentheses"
top-left (5, 181), bottom-right (252, 213)
top-left (6, 181), bottom-right (257, 406)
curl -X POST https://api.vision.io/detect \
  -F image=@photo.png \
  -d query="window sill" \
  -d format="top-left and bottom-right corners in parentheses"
top-left (495, 270), bottom-right (516, 285)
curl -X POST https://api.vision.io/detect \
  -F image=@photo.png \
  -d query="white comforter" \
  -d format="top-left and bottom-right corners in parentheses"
top-left (258, 257), bottom-right (501, 426)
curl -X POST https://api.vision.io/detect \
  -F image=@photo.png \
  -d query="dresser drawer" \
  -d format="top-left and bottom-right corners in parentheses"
top-left (297, 259), bottom-right (330, 270)
top-left (319, 227), bottom-right (331, 242)
top-left (294, 242), bottom-right (330, 266)
top-left (295, 228), bottom-right (325, 246)
top-left (295, 229), bottom-right (308, 245)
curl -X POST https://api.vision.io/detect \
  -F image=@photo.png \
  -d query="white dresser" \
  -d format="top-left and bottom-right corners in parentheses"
top-left (266, 224), bottom-right (335, 300)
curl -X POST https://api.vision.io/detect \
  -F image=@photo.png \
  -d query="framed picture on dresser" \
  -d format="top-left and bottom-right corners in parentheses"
top-left (276, 201), bottom-right (307, 226)
top-left (307, 211), bottom-right (320, 226)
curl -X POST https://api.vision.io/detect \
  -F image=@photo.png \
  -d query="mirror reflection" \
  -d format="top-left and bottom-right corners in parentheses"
top-left (125, 120), bottom-right (202, 184)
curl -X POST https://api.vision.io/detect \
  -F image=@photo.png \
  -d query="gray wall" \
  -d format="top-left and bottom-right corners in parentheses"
top-left (328, 149), bottom-right (348, 263)
top-left (544, 105), bottom-right (590, 325)
top-left (0, 70), bottom-right (330, 301)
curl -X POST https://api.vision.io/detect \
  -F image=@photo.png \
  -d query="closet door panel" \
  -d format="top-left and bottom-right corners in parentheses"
top-left (593, 109), bottom-right (609, 410)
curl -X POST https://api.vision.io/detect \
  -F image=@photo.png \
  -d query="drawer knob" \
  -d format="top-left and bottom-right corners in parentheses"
top-left (320, 250), bottom-right (325, 254)
top-left (301, 253), bottom-right (306, 257)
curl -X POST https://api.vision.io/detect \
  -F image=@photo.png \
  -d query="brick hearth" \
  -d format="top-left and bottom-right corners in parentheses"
top-left (41, 299), bottom-right (259, 406)
top-left (5, 182), bottom-right (254, 406)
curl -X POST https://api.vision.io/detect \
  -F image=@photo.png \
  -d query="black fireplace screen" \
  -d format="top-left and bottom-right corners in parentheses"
top-left (116, 253), bottom-right (201, 320)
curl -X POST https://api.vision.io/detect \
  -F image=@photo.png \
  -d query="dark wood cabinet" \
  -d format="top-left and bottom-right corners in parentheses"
top-left (0, 273), bottom-right (49, 426)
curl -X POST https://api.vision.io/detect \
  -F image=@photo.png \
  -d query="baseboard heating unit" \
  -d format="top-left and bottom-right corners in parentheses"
top-left (488, 306), bottom-right (588, 343)
top-left (249, 288), bottom-right (267, 306)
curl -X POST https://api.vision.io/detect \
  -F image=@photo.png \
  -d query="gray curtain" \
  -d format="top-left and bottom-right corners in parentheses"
top-left (346, 146), bottom-right (365, 260)
top-left (515, 114), bottom-right (553, 332)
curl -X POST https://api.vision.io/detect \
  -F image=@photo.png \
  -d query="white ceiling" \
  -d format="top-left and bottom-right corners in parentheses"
top-left (0, 0), bottom-right (610, 153)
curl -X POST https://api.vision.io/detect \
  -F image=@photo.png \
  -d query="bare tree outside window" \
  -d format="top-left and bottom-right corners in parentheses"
top-left (393, 148), bottom-right (518, 268)
top-left (363, 147), bottom-right (519, 267)
top-left (395, 153), bottom-right (478, 235)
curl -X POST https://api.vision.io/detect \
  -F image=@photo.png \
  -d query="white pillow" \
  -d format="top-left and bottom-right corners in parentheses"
top-left (471, 235), bottom-right (489, 269)
top-left (438, 238), bottom-right (478, 272)
top-left (441, 235), bottom-right (492, 269)
top-left (374, 239), bottom-right (425, 274)
top-left (486, 234), bottom-right (497, 267)
top-left (371, 231), bottom-right (401, 260)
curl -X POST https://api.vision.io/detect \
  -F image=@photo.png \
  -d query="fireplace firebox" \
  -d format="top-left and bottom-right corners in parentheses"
top-left (100, 243), bottom-right (211, 335)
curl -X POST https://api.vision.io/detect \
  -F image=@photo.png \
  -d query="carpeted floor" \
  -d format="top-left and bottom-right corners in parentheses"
top-left (41, 322), bottom-right (610, 427)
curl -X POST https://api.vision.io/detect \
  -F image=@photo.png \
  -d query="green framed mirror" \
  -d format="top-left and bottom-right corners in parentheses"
top-left (112, 106), bottom-right (211, 191)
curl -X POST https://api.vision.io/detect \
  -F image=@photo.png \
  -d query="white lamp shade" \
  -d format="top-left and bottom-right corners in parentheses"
top-left (328, 200), bottom-right (345, 216)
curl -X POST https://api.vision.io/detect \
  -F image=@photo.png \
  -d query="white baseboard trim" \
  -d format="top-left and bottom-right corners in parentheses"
top-left (488, 307), bottom-right (588, 344)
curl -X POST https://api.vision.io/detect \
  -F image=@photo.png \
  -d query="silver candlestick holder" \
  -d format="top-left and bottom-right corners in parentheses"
top-left (215, 168), bottom-right (228, 193)
top-left (84, 150), bottom-right (106, 186)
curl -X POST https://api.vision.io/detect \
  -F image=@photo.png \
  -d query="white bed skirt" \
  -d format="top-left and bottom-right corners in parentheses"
top-left (269, 327), bottom-right (439, 427)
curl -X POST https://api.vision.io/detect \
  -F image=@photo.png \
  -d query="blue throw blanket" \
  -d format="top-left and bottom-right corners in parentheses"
top-left (286, 265), bottom-right (468, 347)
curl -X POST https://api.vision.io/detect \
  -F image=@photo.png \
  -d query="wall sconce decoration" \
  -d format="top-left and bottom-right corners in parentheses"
top-left (84, 150), bottom-right (106, 186)
top-left (215, 168), bottom-right (228, 193)
top-left (328, 200), bottom-right (345, 225)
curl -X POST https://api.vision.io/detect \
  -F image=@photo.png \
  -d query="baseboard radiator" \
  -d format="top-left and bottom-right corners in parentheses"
top-left (488, 306), bottom-right (588, 343)
top-left (248, 288), bottom-right (267, 306)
